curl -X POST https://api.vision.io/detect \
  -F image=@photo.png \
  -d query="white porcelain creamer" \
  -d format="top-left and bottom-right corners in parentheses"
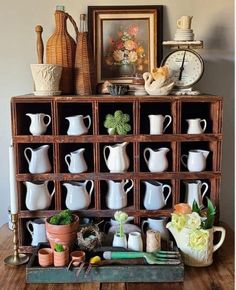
top-left (66, 115), bottom-right (91, 135)
top-left (26, 218), bottom-right (48, 246)
top-left (186, 118), bottom-right (207, 134)
top-left (181, 149), bottom-right (210, 172)
top-left (26, 113), bottom-right (51, 136)
top-left (144, 147), bottom-right (169, 172)
top-left (25, 181), bottom-right (55, 211)
top-left (24, 144), bottom-right (51, 174)
top-left (103, 142), bottom-right (130, 173)
top-left (184, 180), bottom-right (208, 208)
top-left (143, 180), bottom-right (172, 210)
top-left (148, 114), bottom-right (172, 135)
top-left (106, 179), bottom-right (134, 209)
top-left (63, 180), bottom-right (94, 210)
top-left (65, 148), bottom-right (87, 173)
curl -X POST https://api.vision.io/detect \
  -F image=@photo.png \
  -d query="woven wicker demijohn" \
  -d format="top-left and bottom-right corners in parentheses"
top-left (75, 14), bottom-right (96, 95)
top-left (46, 6), bottom-right (78, 94)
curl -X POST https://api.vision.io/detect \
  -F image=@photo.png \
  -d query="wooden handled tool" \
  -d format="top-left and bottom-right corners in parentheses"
top-left (35, 25), bottom-right (44, 64)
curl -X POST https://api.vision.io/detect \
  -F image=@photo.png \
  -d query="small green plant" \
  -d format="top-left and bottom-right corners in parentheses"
top-left (114, 211), bottom-right (128, 238)
top-left (104, 110), bottom-right (131, 135)
top-left (49, 209), bottom-right (73, 225)
top-left (192, 197), bottom-right (216, 229)
top-left (54, 243), bottom-right (64, 252)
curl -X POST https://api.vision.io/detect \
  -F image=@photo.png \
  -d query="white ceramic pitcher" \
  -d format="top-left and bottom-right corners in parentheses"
top-left (103, 142), bottom-right (130, 173)
top-left (143, 181), bottom-right (172, 210)
top-left (148, 114), bottom-right (172, 135)
top-left (184, 180), bottom-right (208, 208)
top-left (181, 149), bottom-right (210, 172)
top-left (63, 180), bottom-right (94, 210)
top-left (24, 144), bottom-right (51, 173)
top-left (144, 147), bottom-right (169, 172)
top-left (65, 148), bottom-right (87, 173)
top-left (26, 218), bottom-right (48, 246)
top-left (106, 179), bottom-right (134, 209)
top-left (66, 115), bottom-right (91, 135)
top-left (142, 217), bottom-right (169, 241)
top-left (24, 181), bottom-right (55, 211)
top-left (26, 113), bottom-right (51, 136)
top-left (186, 118), bottom-right (207, 134)
top-left (177, 16), bottom-right (193, 29)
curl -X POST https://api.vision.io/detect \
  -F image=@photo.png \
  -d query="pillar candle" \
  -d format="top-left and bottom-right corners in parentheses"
top-left (9, 143), bottom-right (18, 214)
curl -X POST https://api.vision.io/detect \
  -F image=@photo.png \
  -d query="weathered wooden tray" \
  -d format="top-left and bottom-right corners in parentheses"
top-left (26, 244), bottom-right (184, 284)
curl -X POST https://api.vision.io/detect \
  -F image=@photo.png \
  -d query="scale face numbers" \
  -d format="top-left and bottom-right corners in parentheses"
top-left (161, 49), bottom-right (204, 89)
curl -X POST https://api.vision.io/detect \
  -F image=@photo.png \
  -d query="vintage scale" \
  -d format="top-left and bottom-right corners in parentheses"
top-left (162, 40), bottom-right (204, 95)
top-left (162, 16), bottom-right (204, 95)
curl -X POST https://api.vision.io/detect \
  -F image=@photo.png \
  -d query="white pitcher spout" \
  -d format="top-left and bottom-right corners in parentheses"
top-left (121, 141), bottom-right (129, 147)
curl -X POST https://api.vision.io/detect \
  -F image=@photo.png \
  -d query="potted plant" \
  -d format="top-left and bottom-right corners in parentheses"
top-left (104, 110), bottom-right (131, 135)
top-left (45, 209), bottom-right (79, 250)
top-left (166, 198), bottom-right (226, 267)
top-left (112, 211), bottom-right (128, 248)
top-left (53, 243), bottom-right (69, 267)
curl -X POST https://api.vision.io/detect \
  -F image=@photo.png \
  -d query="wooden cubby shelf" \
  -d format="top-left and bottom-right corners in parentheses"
top-left (11, 94), bottom-right (223, 253)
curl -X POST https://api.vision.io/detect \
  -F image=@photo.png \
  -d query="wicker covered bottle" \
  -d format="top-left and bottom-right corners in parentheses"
top-left (75, 14), bottom-right (96, 95)
top-left (46, 6), bottom-right (78, 94)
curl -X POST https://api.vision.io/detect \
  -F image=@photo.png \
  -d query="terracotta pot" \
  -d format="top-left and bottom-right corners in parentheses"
top-left (45, 214), bottom-right (79, 249)
top-left (38, 247), bottom-right (53, 267)
top-left (53, 246), bottom-right (69, 267)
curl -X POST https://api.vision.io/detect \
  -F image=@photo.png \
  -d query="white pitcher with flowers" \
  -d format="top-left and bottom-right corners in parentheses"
top-left (112, 211), bottom-right (128, 248)
top-left (166, 198), bottom-right (226, 267)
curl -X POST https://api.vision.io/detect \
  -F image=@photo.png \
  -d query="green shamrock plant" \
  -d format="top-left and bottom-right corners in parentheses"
top-left (104, 110), bottom-right (131, 135)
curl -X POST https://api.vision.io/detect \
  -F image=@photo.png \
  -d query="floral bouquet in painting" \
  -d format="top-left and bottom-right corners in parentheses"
top-left (105, 24), bottom-right (147, 75)
top-left (166, 199), bottom-right (226, 267)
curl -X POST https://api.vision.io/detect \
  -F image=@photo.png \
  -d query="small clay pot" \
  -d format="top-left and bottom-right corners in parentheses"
top-left (70, 250), bottom-right (85, 264)
top-left (38, 248), bottom-right (53, 267)
top-left (54, 246), bottom-right (69, 267)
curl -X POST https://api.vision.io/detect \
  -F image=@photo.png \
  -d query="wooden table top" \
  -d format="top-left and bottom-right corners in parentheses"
top-left (0, 223), bottom-right (234, 290)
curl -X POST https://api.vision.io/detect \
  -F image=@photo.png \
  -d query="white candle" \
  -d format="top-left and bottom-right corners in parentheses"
top-left (9, 143), bottom-right (18, 214)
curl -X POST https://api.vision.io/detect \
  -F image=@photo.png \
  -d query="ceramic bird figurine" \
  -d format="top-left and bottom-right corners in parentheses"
top-left (143, 66), bottom-right (174, 96)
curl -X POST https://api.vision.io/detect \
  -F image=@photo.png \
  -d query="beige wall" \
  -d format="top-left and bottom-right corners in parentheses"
top-left (0, 0), bottom-right (234, 228)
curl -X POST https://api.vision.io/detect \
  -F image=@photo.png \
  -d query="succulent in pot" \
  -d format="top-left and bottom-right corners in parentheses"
top-left (45, 209), bottom-right (79, 250)
top-left (53, 243), bottom-right (69, 267)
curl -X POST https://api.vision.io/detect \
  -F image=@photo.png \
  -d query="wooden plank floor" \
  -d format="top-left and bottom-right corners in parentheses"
top-left (0, 223), bottom-right (234, 289)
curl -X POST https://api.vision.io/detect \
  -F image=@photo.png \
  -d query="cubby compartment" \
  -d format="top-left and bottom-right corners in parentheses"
top-left (17, 143), bottom-right (54, 174)
top-left (179, 179), bottom-right (211, 207)
top-left (14, 101), bottom-right (53, 135)
top-left (139, 101), bottom-right (173, 134)
top-left (139, 142), bottom-right (173, 172)
top-left (57, 102), bottom-right (93, 135)
top-left (180, 141), bottom-right (213, 172)
top-left (100, 179), bottom-right (134, 210)
top-left (60, 180), bottom-right (96, 211)
top-left (181, 102), bottom-right (213, 134)
top-left (140, 179), bottom-right (173, 211)
top-left (98, 102), bottom-right (134, 135)
top-left (100, 142), bottom-right (134, 172)
top-left (58, 143), bottom-right (94, 173)
top-left (19, 180), bottom-right (56, 211)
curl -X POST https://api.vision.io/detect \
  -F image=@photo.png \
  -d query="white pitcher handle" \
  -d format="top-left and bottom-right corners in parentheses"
top-left (24, 147), bottom-right (33, 164)
top-left (85, 180), bottom-right (94, 196)
top-left (163, 115), bottom-right (172, 133)
top-left (44, 114), bottom-right (51, 127)
top-left (103, 146), bottom-right (110, 166)
top-left (181, 154), bottom-right (188, 168)
top-left (124, 179), bottom-right (134, 194)
top-left (65, 154), bottom-right (71, 168)
top-left (201, 182), bottom-right (208, 199)
top-left (143, 148), bottom-right (151, 166)
top-left (213, 226), bottom-right (226, 252)
top-left (162, 184), bottom-right (172, 204)
top-left (47, 181), bottom-right (55, 199)
top-left (26, 221), bottom-right (33, 237)
top-left (83, 115), bottom-right (91, 130)
top-left (200, 119), bottom-right (207, 132)
top-left (141, 220), bottom-right (148, 233)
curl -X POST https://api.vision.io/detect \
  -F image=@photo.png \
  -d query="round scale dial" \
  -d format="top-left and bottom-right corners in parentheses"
top-left (161, 49), bottom-right (204, 89)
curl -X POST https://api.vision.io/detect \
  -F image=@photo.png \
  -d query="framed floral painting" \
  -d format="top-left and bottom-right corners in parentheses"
top-left (88, 6), bottom-right (163, 84)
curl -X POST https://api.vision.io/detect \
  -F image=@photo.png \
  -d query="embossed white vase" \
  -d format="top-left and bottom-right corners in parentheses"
top-left (30, 64), bottom-right (62, 96)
